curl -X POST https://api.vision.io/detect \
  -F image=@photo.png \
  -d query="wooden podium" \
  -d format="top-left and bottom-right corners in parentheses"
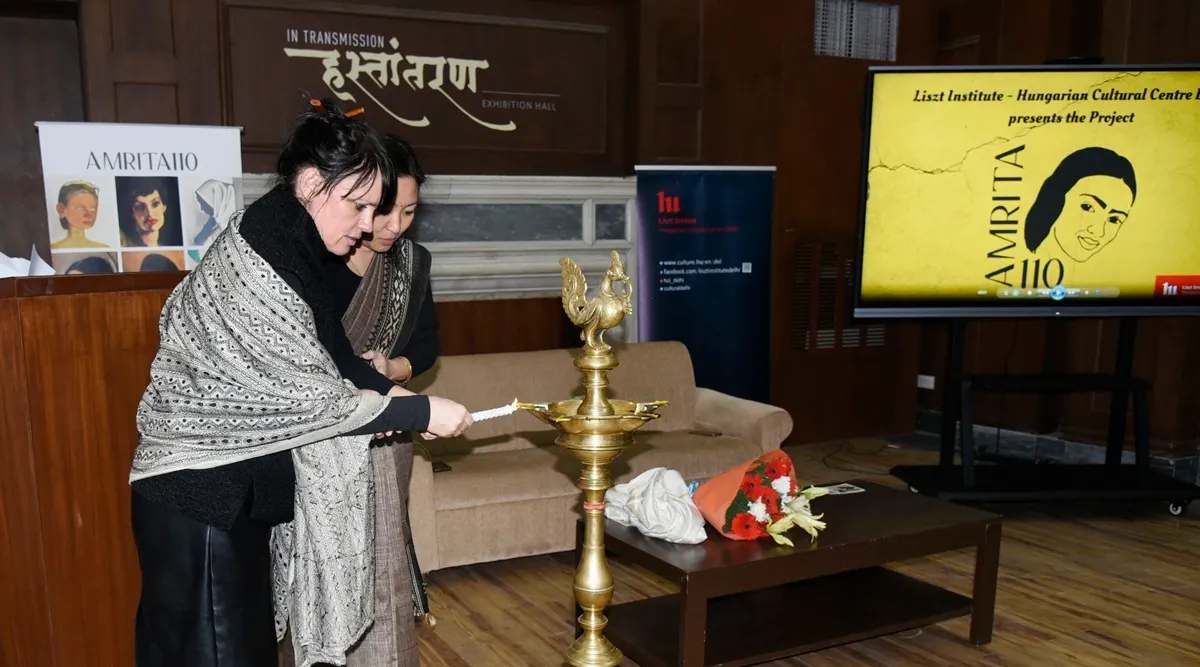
top-left (0, 272), bottom-right (185, 667)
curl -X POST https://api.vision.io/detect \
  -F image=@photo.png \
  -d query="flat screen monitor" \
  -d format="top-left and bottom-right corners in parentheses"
top-left (854, 65), bottom-right (1200, 318)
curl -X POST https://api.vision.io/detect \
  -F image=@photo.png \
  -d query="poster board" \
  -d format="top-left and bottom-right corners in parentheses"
top-left (635, 166), bottom-right (776, 403)
top-left (36, 121), bottom-right (243, 275)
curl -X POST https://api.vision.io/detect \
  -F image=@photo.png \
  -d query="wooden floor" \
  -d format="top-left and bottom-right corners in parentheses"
top-left (414, 439), bottom-right (1200, 666)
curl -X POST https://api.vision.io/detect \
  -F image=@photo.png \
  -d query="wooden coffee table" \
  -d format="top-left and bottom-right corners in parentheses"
top-left (574, 480), bottom-right (1002, 667)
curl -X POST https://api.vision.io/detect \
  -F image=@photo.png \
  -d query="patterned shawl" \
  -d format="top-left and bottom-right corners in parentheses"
top-left (342, 237), bottom-right (430, 358)
top-left (130, 214), bottom-right (389, 667)
top-left (340, 237), bottom-right (433, 624)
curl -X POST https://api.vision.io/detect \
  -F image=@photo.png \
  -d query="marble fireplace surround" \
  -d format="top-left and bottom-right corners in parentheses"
top-left (243, 173), bottom-right (639, 342)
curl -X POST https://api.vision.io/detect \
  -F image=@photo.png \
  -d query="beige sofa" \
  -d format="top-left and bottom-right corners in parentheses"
top-left (404, 340), bottom-right (793, 571)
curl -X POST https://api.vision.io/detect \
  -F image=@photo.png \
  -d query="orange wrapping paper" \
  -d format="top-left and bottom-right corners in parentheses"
top-left (692, 450), bottom-right (798, 540)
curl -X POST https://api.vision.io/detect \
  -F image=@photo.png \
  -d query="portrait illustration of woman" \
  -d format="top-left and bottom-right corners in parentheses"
top-left (64, 255), bottom-right (115, 274)
top-left (116, 176), bottom-right (184, 248)
top-left (1024, 146), bottom-right (1138, 263)
top-left (192, 179), bottom-right (238, 247)
top-left (51, 180), bottom-right (109, 250)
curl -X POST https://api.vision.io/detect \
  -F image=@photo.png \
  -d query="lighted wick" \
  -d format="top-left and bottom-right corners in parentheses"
top-left (471, 398), bottom-right (520, 422)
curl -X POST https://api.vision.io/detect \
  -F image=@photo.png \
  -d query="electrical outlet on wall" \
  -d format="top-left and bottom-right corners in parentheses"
top-left (916, 374), bottom-right (936, 390)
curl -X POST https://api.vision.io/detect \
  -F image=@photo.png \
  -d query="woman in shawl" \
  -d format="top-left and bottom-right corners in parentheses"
top-left (128, 99), bottom-right (474, 667)
top-left (192, 178), bottom-right (238, 246)
top-left (188, 180), bottom-right (238, 265)
top-left (329, 134), bottom-right (437, 666)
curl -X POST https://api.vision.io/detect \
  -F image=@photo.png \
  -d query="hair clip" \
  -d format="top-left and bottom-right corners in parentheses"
top-left (345, 107), bottom-right (365, 118)
top-left (310, 98), bottom-right (326, 113)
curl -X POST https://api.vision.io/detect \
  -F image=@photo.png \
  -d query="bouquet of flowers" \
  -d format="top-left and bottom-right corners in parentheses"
top-left (692, 450), bottom-right (829, 546)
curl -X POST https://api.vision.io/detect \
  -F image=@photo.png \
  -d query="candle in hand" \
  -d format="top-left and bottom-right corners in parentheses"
top-left (471, 398), bottom-right (520, 422)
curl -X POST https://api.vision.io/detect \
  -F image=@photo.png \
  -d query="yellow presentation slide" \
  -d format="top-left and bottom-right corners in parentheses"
top-left (860, 68), bottom-right (1200, 303)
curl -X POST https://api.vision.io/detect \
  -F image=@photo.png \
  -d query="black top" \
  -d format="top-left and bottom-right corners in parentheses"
top-left (325, 256), bottom-right (441, 377)
top-left (132, 185), bottom-right (431, 529)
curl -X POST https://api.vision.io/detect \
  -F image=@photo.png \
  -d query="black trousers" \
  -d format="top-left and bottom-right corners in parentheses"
top-left (131, 490), bottom-right (278, 667)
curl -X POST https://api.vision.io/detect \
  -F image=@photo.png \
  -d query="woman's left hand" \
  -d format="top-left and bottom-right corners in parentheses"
top-left (361, 350), bottom-right (389, 375)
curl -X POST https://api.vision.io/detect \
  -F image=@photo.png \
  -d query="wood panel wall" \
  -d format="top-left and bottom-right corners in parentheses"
top-left (0, 13), bottom-right (84, 262)
top-left (0, 0), bottom-right (952, 447)
top-left (663, 0), bottom-right (941, 442)
top-left (78, 0), bottom-right (219, 125)
top-left (611, 0), bottom-right (944, 443)
top-left (918, 0), bottom-right (1200, 454)
top-left (633, 0), bottom-right (704, 164)
top-left (435, 298), bottom-right (577, 355)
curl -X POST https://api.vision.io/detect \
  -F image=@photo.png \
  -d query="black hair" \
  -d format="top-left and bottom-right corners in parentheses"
top-left (382, 134), bottom-right (427, 186)
top-left (378, 134), bottom-right (427, 214)
top-left (1025, 147), bottom-right (1138, 252)
top-left (139, 253), bottom-right (178, 272)
top-left (276, 97), bottom-right (397, 214)
top-left (65, 256), bottom-right (115, 274)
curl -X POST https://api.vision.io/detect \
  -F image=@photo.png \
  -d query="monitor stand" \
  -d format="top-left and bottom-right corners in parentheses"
top-left (890, 317), bottom-right (1199, 516)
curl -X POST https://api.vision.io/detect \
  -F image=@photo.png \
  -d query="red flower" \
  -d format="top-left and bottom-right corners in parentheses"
top-left (730, 512), bottom-right (767, 539)
top-left (764, 457), bottom-right (793, 480)
top-left (758, 487), bottom-right (781, 515)
top-left (740, 474), bottom-right (768, 500)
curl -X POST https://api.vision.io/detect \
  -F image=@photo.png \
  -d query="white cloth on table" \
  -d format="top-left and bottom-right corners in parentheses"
top-left (605, 467), bottom-right (707, 544)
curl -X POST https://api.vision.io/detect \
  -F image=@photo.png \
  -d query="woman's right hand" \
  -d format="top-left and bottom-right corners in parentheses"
top-left (425, 396), bottom-right (473, 438)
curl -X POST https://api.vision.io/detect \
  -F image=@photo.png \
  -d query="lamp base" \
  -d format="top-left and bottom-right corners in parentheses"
top-left (565, 633), bottom-right (623, 667)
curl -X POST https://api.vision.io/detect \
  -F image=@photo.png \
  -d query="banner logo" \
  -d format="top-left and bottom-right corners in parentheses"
top-left (1154, 275), bottom-right (1200, 296)
top-left (657, 191), bottom-right (680, 214)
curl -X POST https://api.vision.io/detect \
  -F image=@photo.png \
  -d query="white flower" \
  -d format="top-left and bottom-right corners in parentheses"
top-left (790, 511), bottom-right (827, 538)
top-left (767, 517), bottom-right (795, 546)
top-left (801, 485), bottom-right (830, 500)
top-left (780, 493), bottom-right (793, 506)
top-left (769, 506), bottom-right (828, 546)
top-left (748, 500), bottom-right (769, 523)
top-left (771, 476), bottom-right (793, 496)
top-left (784, 495), bottom-right (812, 515)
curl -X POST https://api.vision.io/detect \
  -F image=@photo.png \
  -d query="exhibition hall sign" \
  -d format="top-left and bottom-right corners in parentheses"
top-left (223, 5), bottom-right (623, 173)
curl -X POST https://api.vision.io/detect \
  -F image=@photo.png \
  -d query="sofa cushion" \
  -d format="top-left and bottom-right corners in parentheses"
top-left (410, 341), bottom-right (699, 456)
top-left (433, 430), bottom-right (762, 511)
top-left (434, 495), bottom-right (584, 569)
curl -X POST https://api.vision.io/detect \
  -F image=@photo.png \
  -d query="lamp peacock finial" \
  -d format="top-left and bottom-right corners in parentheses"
top-left (559, 250), bottom-right (633, 354)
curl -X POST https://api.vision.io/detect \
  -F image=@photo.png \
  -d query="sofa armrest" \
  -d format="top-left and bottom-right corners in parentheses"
top-left (694, 387), bottom-right (794, 453)
top-left (408, 442), bottom-right (440, 572)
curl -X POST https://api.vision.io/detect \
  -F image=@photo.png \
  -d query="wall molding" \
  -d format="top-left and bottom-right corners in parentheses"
top-left (241, 173), bottom-right (640, 340)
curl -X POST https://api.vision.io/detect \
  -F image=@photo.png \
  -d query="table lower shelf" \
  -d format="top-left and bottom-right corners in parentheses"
top-left (891, 464), bottom-right (1200, 510)
top-left (603, 566), bottom-right (972, 667)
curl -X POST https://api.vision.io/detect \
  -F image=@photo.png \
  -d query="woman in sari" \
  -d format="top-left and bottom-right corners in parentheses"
top-left (128, 99), bottom-right (473, 667)
top-left (328, 134), bottom-right (436, 666)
